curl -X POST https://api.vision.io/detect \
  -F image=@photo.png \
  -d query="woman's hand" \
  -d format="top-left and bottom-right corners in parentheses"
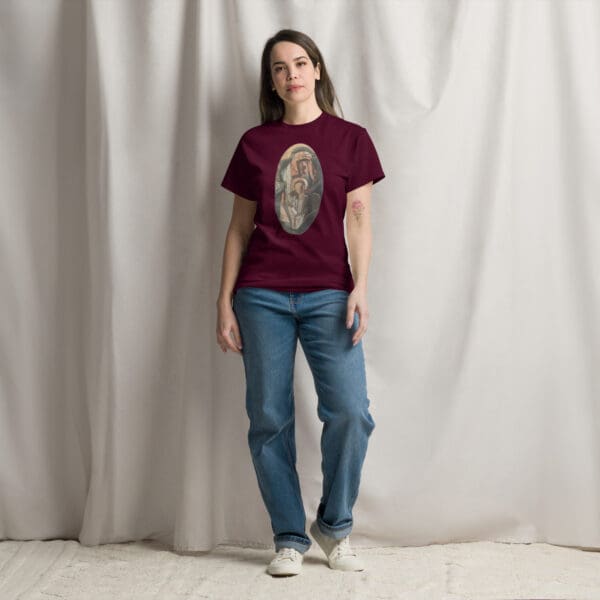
top-left (216, 301), bottom-right (243, 354)
top-left (346, 286), bottom-right (369, 346)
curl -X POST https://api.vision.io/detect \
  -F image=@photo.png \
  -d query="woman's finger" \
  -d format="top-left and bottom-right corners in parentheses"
top-left (227, 329), bottom-right (242, 353)
top-left (352, 312), bottom-right (368, 345)
top-left (231, 326), bottom-right (243, 350)
top-left (352, 326), bottom-right (363, 345)
top-left (346, 305), bottom-right (355, 328)
top-left (220, 327), bottom-right (238, 353)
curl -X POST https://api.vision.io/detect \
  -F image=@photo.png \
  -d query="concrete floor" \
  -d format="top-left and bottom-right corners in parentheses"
top-left (1, 538), bottom-right (600, 599)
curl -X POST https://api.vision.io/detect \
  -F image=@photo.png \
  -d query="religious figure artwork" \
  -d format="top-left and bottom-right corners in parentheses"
top-left (274, 143), bottom-right (323, 234)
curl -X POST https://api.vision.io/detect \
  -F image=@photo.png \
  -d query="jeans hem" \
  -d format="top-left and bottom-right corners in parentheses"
top-left (274, 536), bottom-right (312, 554)
top-left (315, 516), bottom-right (353, 540)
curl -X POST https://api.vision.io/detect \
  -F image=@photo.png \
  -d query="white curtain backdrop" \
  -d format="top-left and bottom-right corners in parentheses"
top-left (1, 0), bottom-right (599, 553)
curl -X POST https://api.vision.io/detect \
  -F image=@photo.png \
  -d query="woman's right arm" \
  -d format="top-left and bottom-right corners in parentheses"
top-left (216, 195), bottom-right (256, 352)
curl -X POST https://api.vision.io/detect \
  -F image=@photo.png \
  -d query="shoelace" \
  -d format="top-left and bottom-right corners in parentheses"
top-left (274, 547), bottom-right (299, 562)
top-left (332, 536), bottom-right (357, 560)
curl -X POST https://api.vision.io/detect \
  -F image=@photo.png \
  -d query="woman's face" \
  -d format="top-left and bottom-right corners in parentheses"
top-left (270, 41), bottom-right (320, 108)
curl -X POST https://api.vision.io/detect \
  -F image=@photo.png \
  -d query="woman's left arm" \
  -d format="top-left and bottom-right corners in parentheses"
top-left (345, 181), bottom-right (373, 346)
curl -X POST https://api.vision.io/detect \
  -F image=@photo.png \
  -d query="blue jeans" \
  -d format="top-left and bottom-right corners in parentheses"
top-left (232, 286), bottom-right (376, 554)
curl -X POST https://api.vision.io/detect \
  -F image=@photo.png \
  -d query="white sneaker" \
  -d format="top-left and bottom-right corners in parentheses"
top-left (267, 546), bottom-right (304, 576)
top-left (309, 520), bottom-right (365, 571)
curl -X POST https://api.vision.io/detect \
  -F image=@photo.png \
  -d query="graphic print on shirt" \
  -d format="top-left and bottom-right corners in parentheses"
top-left (274, 143), bottom-right (323, 235)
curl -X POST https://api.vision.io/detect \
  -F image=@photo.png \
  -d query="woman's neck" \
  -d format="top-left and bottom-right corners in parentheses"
top-left (281, 104), bottom-right (323, 125)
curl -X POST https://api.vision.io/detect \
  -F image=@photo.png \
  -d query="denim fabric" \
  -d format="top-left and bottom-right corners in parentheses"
top-left (232, 286), bottom-right (376, 554)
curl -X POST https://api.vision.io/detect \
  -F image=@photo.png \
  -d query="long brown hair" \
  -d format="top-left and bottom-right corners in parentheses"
top-left (259, 29), bottom-right (343, 124)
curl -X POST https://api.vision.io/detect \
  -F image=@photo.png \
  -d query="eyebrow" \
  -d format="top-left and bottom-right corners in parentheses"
top-left (271, 56), bottom-right (308, 67)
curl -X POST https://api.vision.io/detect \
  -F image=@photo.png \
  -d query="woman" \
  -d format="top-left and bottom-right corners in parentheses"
top-left (216, 29), bottom-right (385, 577)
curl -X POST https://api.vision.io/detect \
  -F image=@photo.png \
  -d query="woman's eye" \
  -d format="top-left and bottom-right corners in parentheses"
top-left (274, 61), bottom-right (306, 73)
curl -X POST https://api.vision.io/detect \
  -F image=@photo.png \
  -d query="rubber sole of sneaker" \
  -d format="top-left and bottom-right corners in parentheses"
top-left (268, 569), bottom-right (301, 577)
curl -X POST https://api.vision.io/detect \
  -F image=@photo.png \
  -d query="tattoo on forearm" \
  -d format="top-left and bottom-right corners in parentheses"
top-left (351, 199), bottom-right (365, 223)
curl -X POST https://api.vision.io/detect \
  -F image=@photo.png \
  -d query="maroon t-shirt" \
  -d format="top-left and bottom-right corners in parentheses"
top-left (220, 110), bottom-right (385, 294)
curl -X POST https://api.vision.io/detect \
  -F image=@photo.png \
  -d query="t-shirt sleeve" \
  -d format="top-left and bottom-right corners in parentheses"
top-left (345, 127), bottom-right (386, 193)
top-left (220, 133), bottom-right (257, 201)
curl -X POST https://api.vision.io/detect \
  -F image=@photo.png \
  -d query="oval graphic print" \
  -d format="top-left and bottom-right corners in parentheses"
top-left (274, 143), bottom-right (323, 235)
